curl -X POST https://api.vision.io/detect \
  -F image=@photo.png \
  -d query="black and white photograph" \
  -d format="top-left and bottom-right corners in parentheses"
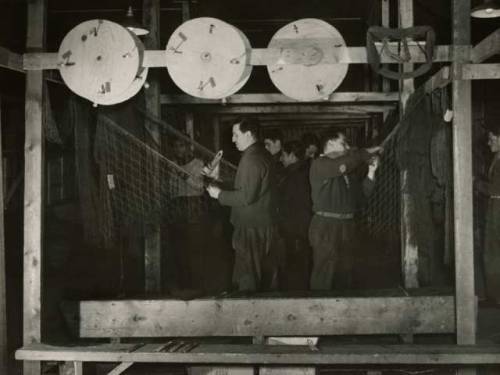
top-left (1, 0), bottom-right (500, 374)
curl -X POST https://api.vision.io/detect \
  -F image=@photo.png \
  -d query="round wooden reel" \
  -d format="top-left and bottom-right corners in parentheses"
top-left (58, 20), bottom-right (144, 105)
top-left (266, 18), bottom-right (349, 102)
top-left (165, 17), bottom-right (252, 99)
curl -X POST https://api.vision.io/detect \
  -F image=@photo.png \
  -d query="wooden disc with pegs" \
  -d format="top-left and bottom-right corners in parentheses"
top-left (58, 20), bottom-right (144, 105)
top-left (266, 18), bottom-right (349, 102)
top-left (165, 17), bottom-right (252, 99)
top-left (96, 33), bottom-right (149, 106)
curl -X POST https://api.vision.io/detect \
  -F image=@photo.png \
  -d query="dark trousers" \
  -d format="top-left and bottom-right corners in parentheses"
top-left (309, 215), bottom-right (355, 290)
top-left (232, 225), bottom-right (283, 292)
top-left (282, 235), bottom-right (311, 291)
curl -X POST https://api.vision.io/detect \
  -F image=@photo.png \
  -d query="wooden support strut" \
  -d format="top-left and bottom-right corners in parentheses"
top-left (15, 343), bottom-right (500, 365)
top-left (24, 1), bottom-right (46, 375)
top-left (0, 46), bottom-right (23, 73)
top-left (161, 92), bottom-right (399, 104)
top-left (23, 45), bottom-right (456, 71)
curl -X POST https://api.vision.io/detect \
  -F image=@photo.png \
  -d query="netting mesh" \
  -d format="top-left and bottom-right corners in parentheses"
top-left (94, 110), bottom-right (236, 246)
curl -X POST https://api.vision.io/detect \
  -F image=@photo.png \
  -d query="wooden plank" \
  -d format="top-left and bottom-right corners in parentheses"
top-left (107, 362), bottom-right (133, 375)
top-left (72, 295), bottom-right (455, 338)
top-left (142, 0), bottom-right (162, 295)
top-left (471, 28), bottom-right (500, 63)
top-left (381, 0), bottom-right (391, 93)
top-left (461, 63), bottom-right (500, 80)
top-left (24, 1), bottom-right (46, 375)
top-left (0, 46), bottom-right (23, 73)
top-left (452, 0), bottom-right (476, 347)
top-left (23, 52), bottom-right (57, 70)
top-left (161, 92), bottom-right (399, 104)
top-left (173, 104), bottom-right (395, 115)
top-left (24, 45), bottom-right (456, 71)
top-left (15, 343), bottom-right (500, 365)
top-left (398, 0), bottom-right (418, 289)
top-left (0, 100), bottom-right (7, 375)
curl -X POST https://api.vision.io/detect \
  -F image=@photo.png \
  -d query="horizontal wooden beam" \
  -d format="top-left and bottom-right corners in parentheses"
top-left (161, 92), bottom-right (399, 105)
top-left (23, 52), bottom-right (57, 70)
top-left (68, 295), bottom-right (455, 338)
top-left (16, 343), bottom-right (500, 365)
top-left (164, 104), bottom-right (395, 114)
top-left (238, 113), bottom-right (371, 121)
top-left (461, 63), bottom-right (500, 80)
top-left (24, 45), bottom-right (457, 71)
top-left (471, 28), bottom-right (500, 63)
top-left (0, 46), bottom-right (23, 73)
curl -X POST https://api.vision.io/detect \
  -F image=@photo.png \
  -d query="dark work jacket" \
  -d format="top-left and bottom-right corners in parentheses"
top-left (279, 160), bottom-right (312, 239)
top-left (309, 149), bottom-right (374, 215)
top-left (219, 143), bottom-right (276, 228)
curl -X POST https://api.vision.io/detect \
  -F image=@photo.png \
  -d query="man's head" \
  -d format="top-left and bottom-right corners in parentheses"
top-left (263, 129), bottom-right (283, 156)
top-left (232, 117), bottom-right (259, 152)
top-left (322, 129), bottom-right (350, 155)
top-left (280, 140), bottom-right (305, 168)
top-left (172, 138), bottom-right (189, 160)
top-left (301, 132), bottom-right (320, 159)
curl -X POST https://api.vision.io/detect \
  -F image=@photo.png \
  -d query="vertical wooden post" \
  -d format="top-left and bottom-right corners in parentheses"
top-left (452, 1), bottom-right (476, 374)
top-left (0, 99), bottom-right (8, 375)
top-left (181, 0), bottom-right (191, 22)
top-left (24, 1), bottom-right (46, 374)
top-left (381, 0), bottom-right (391, 93)
top-left (143, 0), bottom-right (162, 294)
top-left (452, 0), bottom-right (476, 346)
top-left (398, 0), bottom-right (419, 289)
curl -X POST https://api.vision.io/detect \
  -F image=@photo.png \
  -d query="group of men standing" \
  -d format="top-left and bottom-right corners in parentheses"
top-left (207, 116), bottom-right (381, 292)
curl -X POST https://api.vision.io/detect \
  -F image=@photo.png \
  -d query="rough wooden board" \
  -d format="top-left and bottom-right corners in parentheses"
top-left (471, 28), bottom-right (500, 63)
top-left (0, 46), bottom-right (23, 72)
top-left (15, 343), bottom-right (500, 364)
top-left (143, 0), bottom-right (162, 295)
top-left (461, 64), bottom-right (500, 80)
top-left (71, 296), bottom-right (455, 337)
top-left (23, 45), bottom-right (456, 71)
top-left (160, 92), bottom-right (399, 104)
top-left (452, 0), bottom-right (476, 347)
top-left (24, 1), bottom-right (46, 375)
top-left (171, 104), bottom-right (395, 114)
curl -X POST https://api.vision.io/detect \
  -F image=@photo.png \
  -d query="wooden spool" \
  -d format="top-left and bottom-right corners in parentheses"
top-left (266, 19), bottom-right (349, 102)
top-left (165, 17), bottom-right (252, 99)
top-left (58, 20), bottom-right (145, 105)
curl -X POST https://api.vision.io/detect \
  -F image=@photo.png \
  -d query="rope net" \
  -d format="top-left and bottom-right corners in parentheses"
top-left (93, 109), bottom-right (236, 247)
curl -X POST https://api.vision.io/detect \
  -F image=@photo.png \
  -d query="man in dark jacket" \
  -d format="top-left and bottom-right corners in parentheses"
top-left (207, 117), bottom-right (280, 291)
top-left (309, 129), bottom-right (381, 290)
top-left (279, 140), bottom-right (312, 290)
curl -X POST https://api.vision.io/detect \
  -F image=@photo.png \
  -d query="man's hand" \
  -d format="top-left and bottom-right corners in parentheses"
top-left (367, 155), bottom-right (380, 180)
top-left (202, 164), bottom-right (220, 180)
top-left (207, 184), bottom-right (221, 199)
